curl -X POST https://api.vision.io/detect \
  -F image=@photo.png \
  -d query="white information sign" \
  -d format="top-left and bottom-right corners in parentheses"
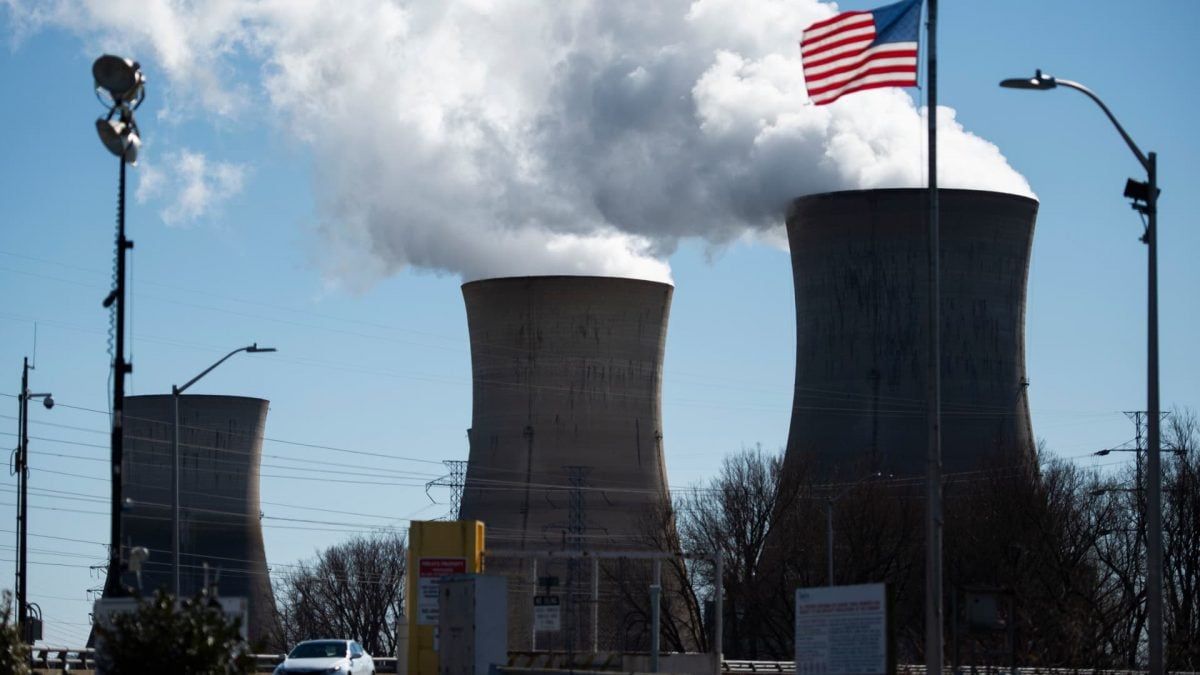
top-left (533, 595), bottom-right (561, 631)
top-left (795, 583), bottom-right (887, 675)
top-left (418, 557), bottom-right (467, 626)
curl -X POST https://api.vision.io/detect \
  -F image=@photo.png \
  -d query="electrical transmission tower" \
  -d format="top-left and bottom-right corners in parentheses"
top-left (424, 460), bottom-right (467, 519)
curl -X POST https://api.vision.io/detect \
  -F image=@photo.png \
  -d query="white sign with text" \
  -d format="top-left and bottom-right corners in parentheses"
top-left (795, 583), bottom-right (887, 675)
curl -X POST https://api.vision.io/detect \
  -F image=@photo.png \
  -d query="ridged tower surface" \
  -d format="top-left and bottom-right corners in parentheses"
top-left (458, 275), bottom-right (673, 550)
top-left (101, 394), bottom-right (276, 643)
top-left (783, 188), bottom-right (1038, 479)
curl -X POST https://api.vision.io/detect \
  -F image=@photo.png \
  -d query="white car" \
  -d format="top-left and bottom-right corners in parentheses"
top-left (273, 639), bottom-right (376, 675)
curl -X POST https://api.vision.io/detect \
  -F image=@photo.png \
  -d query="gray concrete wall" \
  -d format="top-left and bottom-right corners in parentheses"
top-left (101, 394), bottom-right (277, 645)
top-left (459, 275), bottom-right (673, 549)
top-left (783, 189), bottom-right (1038, 479)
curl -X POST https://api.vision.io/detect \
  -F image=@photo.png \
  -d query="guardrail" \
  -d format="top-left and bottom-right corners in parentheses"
top-left (723, 663), bottom-right (1200, 675)
top-left (28, 648), bottom-right (399, 673)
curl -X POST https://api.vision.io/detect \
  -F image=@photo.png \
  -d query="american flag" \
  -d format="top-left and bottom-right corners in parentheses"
top-left (800, 0), bottom-right (922, 106)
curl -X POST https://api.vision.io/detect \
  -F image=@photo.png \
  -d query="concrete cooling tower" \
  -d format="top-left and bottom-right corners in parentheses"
top-left (458, 276), bottom-right (673, 549)
top-left (100, 394), bottom-right (276, 643)
top-left (782, 188), bottom-right (1038, 479)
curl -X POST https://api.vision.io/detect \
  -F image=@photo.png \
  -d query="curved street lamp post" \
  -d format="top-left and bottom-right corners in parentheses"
top-left (171, 343), bottom-right (275, 599)
top-left (1001, 70), bottom-right (1163, 674)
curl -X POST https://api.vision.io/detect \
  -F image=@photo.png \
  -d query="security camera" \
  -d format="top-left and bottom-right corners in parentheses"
top-left (42, 395), bottom-right (54, 410)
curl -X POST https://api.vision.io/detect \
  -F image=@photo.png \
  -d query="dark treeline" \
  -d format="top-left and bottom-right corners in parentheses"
top-left (653, 409), bottom-right (1200, 669)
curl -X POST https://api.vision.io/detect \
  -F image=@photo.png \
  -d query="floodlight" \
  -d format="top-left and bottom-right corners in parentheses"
top-left (1123, 178), bottom-right (1159, 204)
top-left (93, 55), bottom-right (145, 107)
top-left (95, 117), bottom-right (141, 164)
top-left (999, 69), bottom-right (1057, 91)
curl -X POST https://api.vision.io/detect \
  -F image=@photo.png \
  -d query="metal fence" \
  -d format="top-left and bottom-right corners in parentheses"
top-left (482, 548), bottom-right (722, 669)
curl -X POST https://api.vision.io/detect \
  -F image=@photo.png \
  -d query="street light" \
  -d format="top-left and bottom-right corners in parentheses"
top-left (825, 471), bottom-right (885, 587)
top-left (93, 54), bottom-right (145, 601)
top-left (171, 343), bottom-right (275, 599)
top-left (1001, 69), bottom-right (1164, 674)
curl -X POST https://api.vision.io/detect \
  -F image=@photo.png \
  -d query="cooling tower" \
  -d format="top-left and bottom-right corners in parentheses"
top-left (100, 394), bottom-right (276, 644)
top-left (783, 188), bottom-right (1038, 479)
top-left (458, 276), bottom-right (673, 549)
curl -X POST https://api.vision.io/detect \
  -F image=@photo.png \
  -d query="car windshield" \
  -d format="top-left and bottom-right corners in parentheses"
top-left (289, 641), bottom-right (347, 659)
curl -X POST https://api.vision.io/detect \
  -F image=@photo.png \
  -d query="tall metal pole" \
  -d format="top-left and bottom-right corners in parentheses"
top-left (16, 358), bottom-right (28, 642)
top-left (713, 555), bottom-right (723, 675)
top-left (650, 558), bottom-right (661, 673)
top-left (826, 500), bottom-right (835, 587)
top-left (590, 556), bottom-right (599, 653)
top-left (1144, 151), bottom-right (1163, 675)
top-left (107, 155), bottom-right (132, 597)
top-left (530, 558), bottom-right (538, 651)
top-left (924, 0), bottom-right (945, 672)
top-left (172, 386), bottom-right (181, 599)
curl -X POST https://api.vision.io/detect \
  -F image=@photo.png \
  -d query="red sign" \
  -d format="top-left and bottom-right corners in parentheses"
top-left (418, 557), bottom-right (468, 625)
top-left (420, 558), bottom-right (467, 577)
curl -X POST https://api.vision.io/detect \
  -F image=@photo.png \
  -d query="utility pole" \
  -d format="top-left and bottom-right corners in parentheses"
top-left (15, 357), bottom-right (52, 644)
top-left (15, 359), bottom-right (28, 642)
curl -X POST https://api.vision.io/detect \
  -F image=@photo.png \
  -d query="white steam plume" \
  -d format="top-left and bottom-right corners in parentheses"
top-left (5, 0), bottom-right (1032, 285)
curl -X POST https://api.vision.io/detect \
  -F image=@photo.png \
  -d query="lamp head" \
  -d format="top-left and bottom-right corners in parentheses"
top-left (127, 546), bottom-right (150, 574)
top-left (247, 343), bottom-right (277, 354)
top-left (1094, 449), bottom-right (1112, 456)
top-left (96, 117), bottom-right (141, 164)
top-left (93, 55), bottom-right (145, 107)
top-left (41, 395), bottom-right (54, 410)
top-left (999, 69), bottom-right (1057, 91)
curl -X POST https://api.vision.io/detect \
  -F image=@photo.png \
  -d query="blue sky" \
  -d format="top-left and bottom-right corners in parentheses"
top-left (2, 0), bottom-right (1197, 647)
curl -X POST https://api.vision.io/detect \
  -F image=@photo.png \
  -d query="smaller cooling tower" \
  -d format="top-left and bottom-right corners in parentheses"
top-left (782, 189), bottom-right (1038, 479)
top-left (99, 395), bottom-right (276, 643)
top-left (458, 276), bottom-right (673, 550)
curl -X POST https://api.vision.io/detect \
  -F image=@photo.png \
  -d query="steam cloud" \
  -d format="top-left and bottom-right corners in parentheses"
top-left (7, 0), bottom-right (1032, 284)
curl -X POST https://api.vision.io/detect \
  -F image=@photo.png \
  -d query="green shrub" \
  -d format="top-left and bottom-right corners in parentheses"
top-left (0, 592), bottom-right (31, 675)
top-left (95, 589), bottom-right (254, 675)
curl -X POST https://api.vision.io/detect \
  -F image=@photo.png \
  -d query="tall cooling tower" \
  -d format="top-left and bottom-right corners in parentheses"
top-left (101, 394), bottom-right (276, 643)
top-left (783, 188), bottom-right (1038, 479)
top-left (459, 276), bottom-right (673, 549)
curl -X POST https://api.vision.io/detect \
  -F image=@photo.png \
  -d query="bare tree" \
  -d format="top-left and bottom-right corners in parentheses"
top-left (676, 445), bottom-right (801, 659)
top-left (274, 532), bottom-right (406, 656)
top-left (1164, 407), bottom-right (1200, 669)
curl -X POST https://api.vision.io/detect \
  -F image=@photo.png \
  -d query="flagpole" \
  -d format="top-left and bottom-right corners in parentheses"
top-left (923, 0), bottom-right (944, 673)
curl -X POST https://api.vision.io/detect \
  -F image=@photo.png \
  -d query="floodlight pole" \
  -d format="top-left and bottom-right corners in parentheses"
top-left (106, 154), bottom-right (133, 598)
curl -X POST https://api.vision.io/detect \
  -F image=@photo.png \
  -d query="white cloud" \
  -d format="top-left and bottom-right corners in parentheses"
top-left (136, 149), bottom-right (247, 226)
top-left (8, 0), bottom-right (1033, 285)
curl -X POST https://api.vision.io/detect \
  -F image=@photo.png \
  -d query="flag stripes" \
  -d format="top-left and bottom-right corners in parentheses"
top-left (800, 1), bottom-right (920, 105)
